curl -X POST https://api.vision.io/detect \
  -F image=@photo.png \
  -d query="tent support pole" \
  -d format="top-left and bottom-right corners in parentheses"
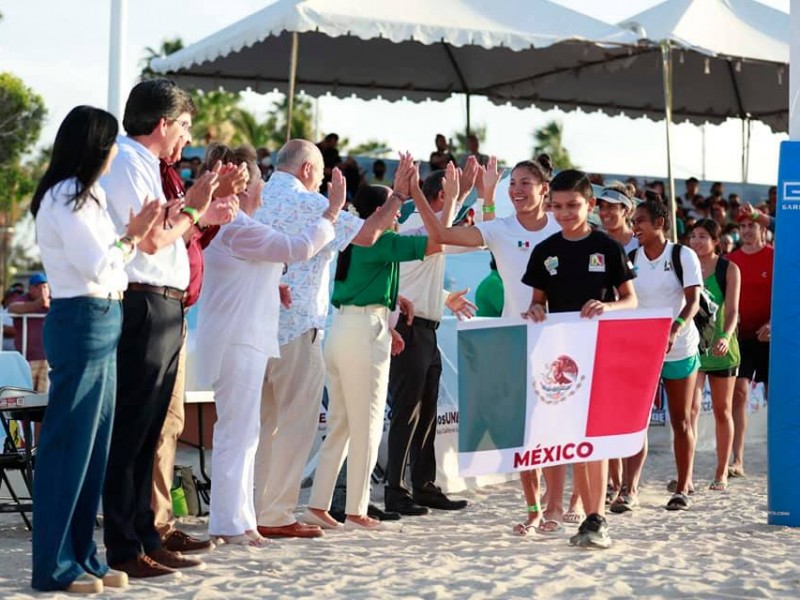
top-left (286, 32), bottom-right (299, 143)
top-left (661, 41), bottom-right (677, 242)
top-left (742, 117), bottom-right (751, 183)
top-left (466, 92), bottom-right (472, 138)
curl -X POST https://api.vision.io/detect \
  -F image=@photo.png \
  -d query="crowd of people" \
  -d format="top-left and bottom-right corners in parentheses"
top-left (22, 77), bottom-right (775, 593)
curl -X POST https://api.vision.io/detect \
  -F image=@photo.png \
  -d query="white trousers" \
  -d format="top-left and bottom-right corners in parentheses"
top-left (308, 306), bottom-right (391, 516)
top-left (209, 343), bottom-right (269, 536)
top-left (254, 329), bottom-right (326, 527)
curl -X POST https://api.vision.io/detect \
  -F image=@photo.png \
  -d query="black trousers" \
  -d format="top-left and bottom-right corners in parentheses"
top-left (385, 318), bottom-right (441, 496)
top-left (103, 291), bottom-right (184, 565)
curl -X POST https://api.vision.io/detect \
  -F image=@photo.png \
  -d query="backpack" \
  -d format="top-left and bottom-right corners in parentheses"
top-left (629, 244), bottom-right (726, 354)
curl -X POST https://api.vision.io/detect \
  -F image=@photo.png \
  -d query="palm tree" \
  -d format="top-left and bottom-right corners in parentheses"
top-left (264, 94), bottom-right (314, 146)
top-left (190, 90), bottom-right (242, 145)
top-left (346, 139), bottom-right (392, 157)
top-left (230, 109), bottom-right (272, 149)
top-left (533, 120), bottom-right (576, 169)
top-left (139, 38), bottom-right (185, 80)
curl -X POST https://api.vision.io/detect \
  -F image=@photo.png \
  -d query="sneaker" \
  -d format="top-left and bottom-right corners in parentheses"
top-left (412, 483), bottom-right (468, 511)
top-left (65, 573), bottom-right (103, 594)
top-left (569, 513), bottom-right (612, 549)
top-left (110, 555), bottom-right (181, 579)
top-left (101, 569), bottom-right (129, 588)
top-left (163, 529), bottom-right (216, 554)
top-left (385, 493), bottom-right (429, 517)
top-left (146, 548), bottom-right (204, 570)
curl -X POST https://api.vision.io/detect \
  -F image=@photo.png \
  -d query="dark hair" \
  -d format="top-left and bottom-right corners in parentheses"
top-left (692, 218), bottom-right (721, 241)
top-left (122, 79), bottom-right (195, 136)
top-left (489, 253), bottom-right (497, 271)
top-left (512, 154), bottom-right (553, 183)
top-left (31, 105), bottom-right (119, 217)
top-left (635, 194), bottom-right (671, 232)
top-left (422, 169), bottom-right (445, 202)
top-left (334, 186), bottom-right (391, 282)
top-left (686, 177), bottom-right (699, 184)
top-left (324, 133), bottom-right (339, 142)
top-left (200, 142), bottom-right (234, 175)
top-left (550, 169), bottom-right (593, 200)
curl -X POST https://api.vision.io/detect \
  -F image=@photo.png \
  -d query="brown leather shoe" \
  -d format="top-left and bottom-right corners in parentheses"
top-left (146, 548), bottom-right (204, 570)
top-left (163, 529), bottom-right (216, 554)
top-left (257, 522), bottom-right (324, 539)
top-left (110, 555), bottom-right (180, 579)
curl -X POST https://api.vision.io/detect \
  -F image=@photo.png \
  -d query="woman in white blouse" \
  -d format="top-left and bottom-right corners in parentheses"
top-left (30, 106), bottom-right (160, 595)
top-left (196, 144), bottom-right (345, 547)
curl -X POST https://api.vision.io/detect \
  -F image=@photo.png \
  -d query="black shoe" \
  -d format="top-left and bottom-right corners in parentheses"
top-left (368, 503), bottom-right (401, 521)
top-left (569, 513), bottom-right (612, 549)
top-left (385, 494), bottom-right (430, 516)
top-left (412, 483), bottom-right (468, 511)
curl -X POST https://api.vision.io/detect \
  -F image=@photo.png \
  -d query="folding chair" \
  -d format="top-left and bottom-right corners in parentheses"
top-left (0, 350), bottom-right (48, 530)
top-left (0, 386), bottom-right (47, 529)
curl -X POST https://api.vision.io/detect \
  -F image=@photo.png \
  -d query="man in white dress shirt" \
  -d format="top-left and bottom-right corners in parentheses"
top-left (252, 140), bottom-right (408, 538)
top-left (100, 80), bottom-right (217, 578)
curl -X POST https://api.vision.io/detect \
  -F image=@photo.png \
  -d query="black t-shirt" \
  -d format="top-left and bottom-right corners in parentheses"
top-left (521, 230), bottom-right (635, 313)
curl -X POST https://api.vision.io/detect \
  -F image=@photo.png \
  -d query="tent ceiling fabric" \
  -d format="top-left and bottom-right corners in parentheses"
top-left (151, 0), bottom-right (789, 132)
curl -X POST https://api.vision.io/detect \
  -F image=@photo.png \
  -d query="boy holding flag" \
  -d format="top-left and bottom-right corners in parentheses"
top-left (521, 169), bottom-right (637, 549)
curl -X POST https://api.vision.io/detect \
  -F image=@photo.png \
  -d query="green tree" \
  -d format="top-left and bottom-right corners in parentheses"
top-left (230, 109), bottom-right (273, 149)
top-left (0, 72), bottom-right (46, 166)
top-left (532, 120), bottom-right (576, 169)
top-left (0, 73), bottom-right (46, 288)
top-left (346, 139), bottom-right (392, 157)
top-left (190, 89), bottom-right (241, 145)
top-left (264, 94), bottom-right (314, 146)
top-left (140, 38), bottom-right (185, 80)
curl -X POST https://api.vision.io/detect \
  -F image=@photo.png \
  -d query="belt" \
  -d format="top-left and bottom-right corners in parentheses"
top-left (338, 305), bottom-right (389, 316)
top-left (409, 315), bottom-right (440, 330)
top-left (127, 282), bottom-right (186, 302)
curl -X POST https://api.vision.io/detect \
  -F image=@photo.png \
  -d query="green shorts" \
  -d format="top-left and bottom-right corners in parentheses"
top-left (661, 354), bottom-right (700, 380)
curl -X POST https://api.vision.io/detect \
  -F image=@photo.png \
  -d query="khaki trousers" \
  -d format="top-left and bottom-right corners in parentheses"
top-left (151, 339), bottom-right (186, 538)
top-left (308, 306), bottom-right (391, 516)
top-left (254, 329), bottom-right (326, 527)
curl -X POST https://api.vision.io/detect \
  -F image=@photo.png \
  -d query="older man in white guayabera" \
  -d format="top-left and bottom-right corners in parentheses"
top-left (252, 141), bottom-right (409, 537)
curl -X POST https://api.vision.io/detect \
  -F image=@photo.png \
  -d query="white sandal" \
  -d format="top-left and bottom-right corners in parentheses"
top-left (215, 531), bottom-right (271, 548)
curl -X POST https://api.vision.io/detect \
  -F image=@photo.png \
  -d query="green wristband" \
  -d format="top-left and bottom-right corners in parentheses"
top-left (527, 504), bottom-right (541, 513)
top-left (482, 204), bottom-right (496, 214)
top-left (180, 206), bottom-right (200, 225)
top-left (674, 316), bottom-right (686, 328)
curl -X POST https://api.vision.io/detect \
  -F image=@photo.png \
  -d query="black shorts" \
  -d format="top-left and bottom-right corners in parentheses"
top-left (737, 338), bottom-right (770, 384)
top-left (704, 366), bottom-right (739, 378)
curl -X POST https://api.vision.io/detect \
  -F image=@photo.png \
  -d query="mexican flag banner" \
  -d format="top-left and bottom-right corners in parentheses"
top-left (457, 309), bottom-right (672, 476)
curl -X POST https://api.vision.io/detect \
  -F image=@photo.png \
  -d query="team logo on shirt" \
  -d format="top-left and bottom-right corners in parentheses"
top-left (588, 253), bottom-right (606, 273)
top-left (533, 355), bottom-right (585, 405)
top-left (664, 261), bottom-right (673, 272)
top-left (544, 256), bottom-right (559, 275)
top-left (517, 240), bottom-right (531, 251)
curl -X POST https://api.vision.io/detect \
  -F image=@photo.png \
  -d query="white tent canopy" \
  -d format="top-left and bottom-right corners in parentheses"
top-left (616, 0), bottom-right (789, 132)
top-left (150, 0), bottom-right (639, 110)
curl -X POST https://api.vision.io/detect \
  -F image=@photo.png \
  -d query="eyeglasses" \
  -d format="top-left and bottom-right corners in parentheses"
top-left (169, 118), bottom-right (192, 131)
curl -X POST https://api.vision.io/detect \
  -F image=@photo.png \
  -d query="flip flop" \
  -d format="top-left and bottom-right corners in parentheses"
top-left (216, 533), bottom-right (271, 548)
top-left (512, 522), bottom-right (537, 536)
top-left (563, 511), bottom-right (585, 525)
top-left (709, 480), bottom-right (728, 491)
top-left (536, 519), bottom-right (564, 535)
top-left (728, 467), bottom-right (747, 479)
top-left (665, 493), bottom-right (691, 511)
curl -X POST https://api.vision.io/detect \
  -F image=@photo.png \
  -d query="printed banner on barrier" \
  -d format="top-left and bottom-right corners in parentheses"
top-left (456, 309), bottom-right (671, 476)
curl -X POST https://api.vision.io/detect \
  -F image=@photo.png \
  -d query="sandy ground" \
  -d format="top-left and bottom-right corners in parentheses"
top-left (1, 440), bottom-right (798, 599)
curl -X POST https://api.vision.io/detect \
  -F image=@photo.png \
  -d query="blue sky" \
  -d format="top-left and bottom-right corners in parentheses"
top-left (0, 0), bottom-right (790, 185)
